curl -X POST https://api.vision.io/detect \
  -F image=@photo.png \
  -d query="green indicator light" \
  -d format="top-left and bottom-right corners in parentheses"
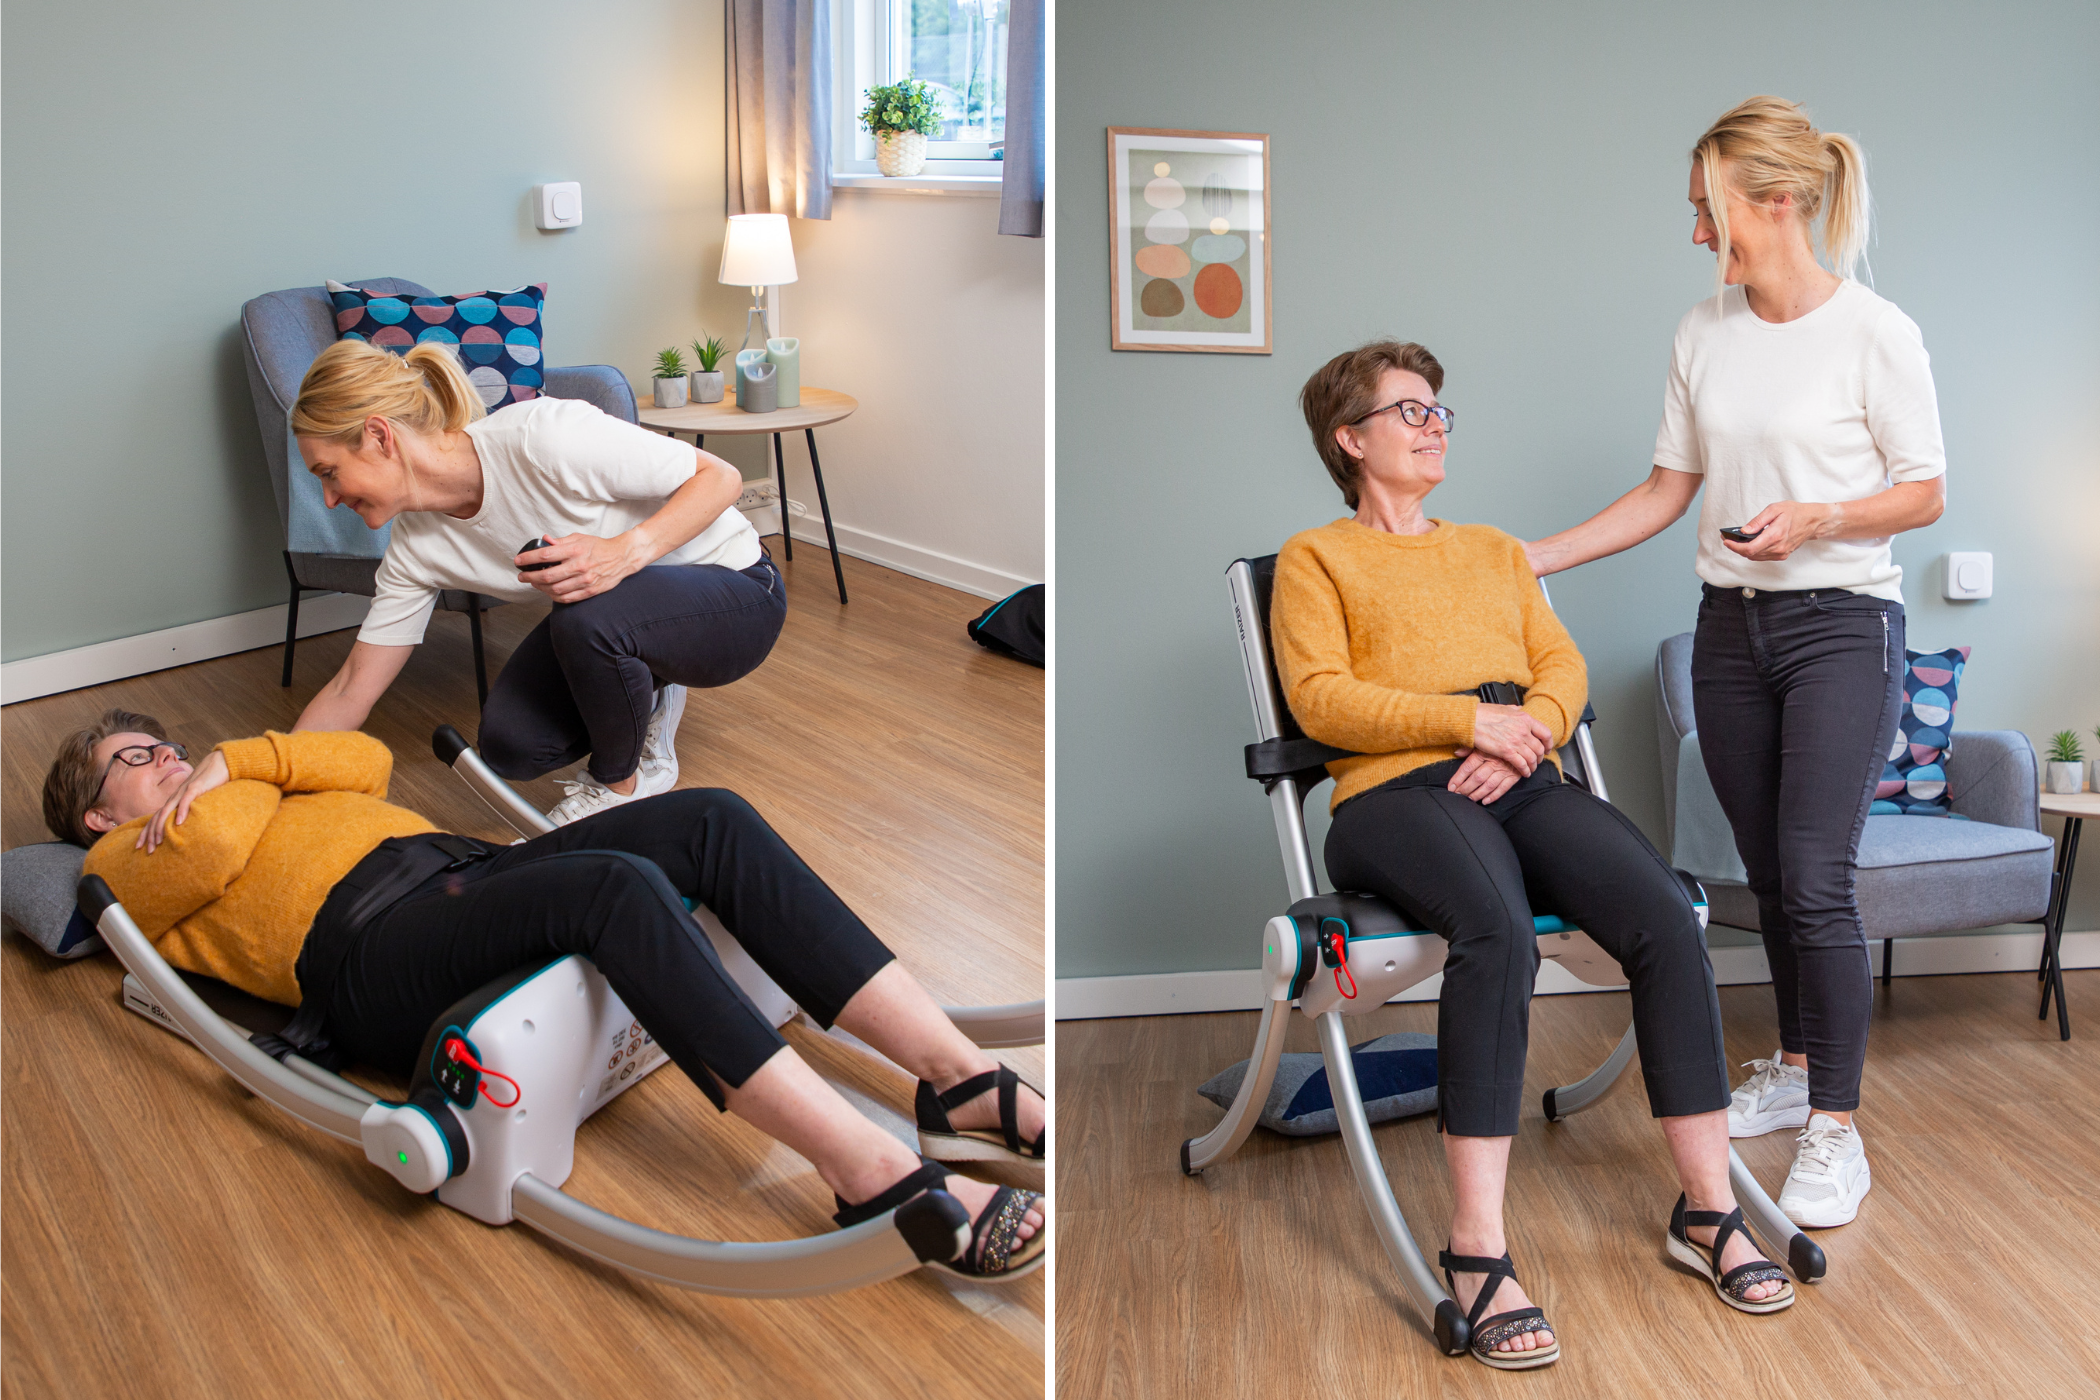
top-left (397, 1150), bottom-right (409, 1164)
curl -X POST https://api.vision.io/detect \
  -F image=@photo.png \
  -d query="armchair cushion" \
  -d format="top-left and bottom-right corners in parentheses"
top-left (326, 280), bottom-right (548, 410)
top-left (1872, 646), bottom-right (1971, 816)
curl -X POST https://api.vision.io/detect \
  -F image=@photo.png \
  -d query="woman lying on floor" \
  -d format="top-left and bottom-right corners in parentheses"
top-left (43, 711), bottom-right (1044, 1280)
top-left (1271, 341), bottom-right (1790, 1368)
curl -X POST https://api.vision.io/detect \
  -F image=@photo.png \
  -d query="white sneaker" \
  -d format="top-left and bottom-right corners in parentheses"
top-left (640, 683), bottom-right (687, 789)
top-left (545, 762), bottom-right (674, 827)
top-left (1778, 1114), bottom-right (1871, 1228)
top-left (1727, 1050), bottom-right (1810, 1138)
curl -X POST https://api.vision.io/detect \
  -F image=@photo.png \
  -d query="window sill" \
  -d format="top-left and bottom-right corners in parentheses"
top-left (831, 173), bottom-right (1003, 197)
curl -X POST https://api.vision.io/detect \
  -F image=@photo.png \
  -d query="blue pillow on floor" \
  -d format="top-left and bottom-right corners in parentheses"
top-left (1198, 1031), bottom-right (1436, 1137)
top-left (1, 842), bottom-right (102, 958)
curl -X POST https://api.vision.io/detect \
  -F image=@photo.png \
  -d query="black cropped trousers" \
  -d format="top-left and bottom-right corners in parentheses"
top-left (306, 788), bottom-right (895, 1109)
top-left (1325, 761), bottom-right (1729, 1137)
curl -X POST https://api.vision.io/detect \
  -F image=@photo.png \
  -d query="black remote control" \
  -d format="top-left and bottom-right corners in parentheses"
top-left (1718, 525), bottom-right (1763, 543)
top-left (518, 537), bottom-right (555, 571)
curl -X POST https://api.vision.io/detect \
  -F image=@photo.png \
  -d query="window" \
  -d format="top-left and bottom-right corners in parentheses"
top-left (837, 0), bottom-right (1007, 175)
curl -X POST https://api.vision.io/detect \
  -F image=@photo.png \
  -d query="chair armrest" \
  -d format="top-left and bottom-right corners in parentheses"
top-left (544, 365), bottom-right (638, 424)
top-left (1948, 730), bottom-right (2041, 831)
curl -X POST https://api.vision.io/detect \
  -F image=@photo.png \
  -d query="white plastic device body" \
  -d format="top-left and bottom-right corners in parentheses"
top-left (1943, 551), bottom-right (1992, 600)
top-left (534, 181), bottom-right (583, 229)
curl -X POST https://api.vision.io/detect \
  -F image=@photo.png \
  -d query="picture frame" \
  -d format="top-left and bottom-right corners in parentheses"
top-left (1107, 126), bottom-right (1272, 354)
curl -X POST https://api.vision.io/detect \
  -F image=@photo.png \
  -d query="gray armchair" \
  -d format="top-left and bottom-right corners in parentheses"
top-left (1654, 632), bottom-right (2055, 985)
top-left (239, 278), bottom-right (639, 702)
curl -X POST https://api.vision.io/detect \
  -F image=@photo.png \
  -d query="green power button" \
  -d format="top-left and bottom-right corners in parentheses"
top-left (397, 1150), bottom-right (409, 1165)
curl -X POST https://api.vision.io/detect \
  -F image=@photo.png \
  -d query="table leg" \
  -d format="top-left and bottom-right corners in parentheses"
top-left (2038, 816), bottom-right (2080, 1040)
top-left (772, 433), bottom-right (792, 561)
top-left (806, 428), bottom-right (848, 605)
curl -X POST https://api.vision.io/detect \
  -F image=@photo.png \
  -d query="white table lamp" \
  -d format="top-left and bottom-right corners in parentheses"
top-left (719, 214), bottom-right (799, 365)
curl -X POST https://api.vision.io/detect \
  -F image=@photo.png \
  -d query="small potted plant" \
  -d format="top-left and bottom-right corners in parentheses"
top-left (689, 336), bottom-right (727, 404)
top-left (652, 347), bottom-right (689, 408)
top-left (860, 77), bottom-right (941, 178)
top-left (2046, 730), bottom-right (2086, 795)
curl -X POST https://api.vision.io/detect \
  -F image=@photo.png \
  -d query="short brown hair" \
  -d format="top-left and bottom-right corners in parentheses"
top-left (1299, 340), bottom-right (1445, 508)
top-left (42, 709), bottom-right (168, 849)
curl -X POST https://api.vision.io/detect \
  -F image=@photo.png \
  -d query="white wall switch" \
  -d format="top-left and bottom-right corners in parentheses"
top-left (1943, 551), bottom-right (1992, 600)
top-left (534, 182), bottom-right (582, 230)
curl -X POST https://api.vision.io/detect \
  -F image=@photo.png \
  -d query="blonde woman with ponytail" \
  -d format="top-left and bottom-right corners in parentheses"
top-left (1528, 97), bottom-right (1947, 1236)
top-left (286, 339), bottom-right (780, 824)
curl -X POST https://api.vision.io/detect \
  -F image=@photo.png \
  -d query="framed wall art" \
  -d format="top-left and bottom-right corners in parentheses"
top-left (1107, 126), bottom-right (1271, 354)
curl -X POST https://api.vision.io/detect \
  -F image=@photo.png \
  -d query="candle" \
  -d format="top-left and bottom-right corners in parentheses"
top-left (737, 357), bottom-right (777, 413)
top-left (765, 337), bottom-right (801, 408)
top-left (734, 347), bottom-right (768, 396)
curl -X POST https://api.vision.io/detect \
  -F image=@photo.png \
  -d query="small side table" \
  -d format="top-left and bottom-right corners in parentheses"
top-left (2037, 789), bottom-right (2097, 1040)
top-left (638, 388), bottom-right (859, 604)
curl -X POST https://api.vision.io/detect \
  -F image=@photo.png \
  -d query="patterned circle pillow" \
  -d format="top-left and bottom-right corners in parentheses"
top-left (1872, 645), bottom-right (1971, 816)
top-left (326, 280), bottom-right (547, 410)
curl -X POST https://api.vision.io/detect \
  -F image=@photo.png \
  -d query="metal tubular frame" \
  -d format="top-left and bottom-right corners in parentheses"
top-left (1192, 560), bottom-right (1824, 1351)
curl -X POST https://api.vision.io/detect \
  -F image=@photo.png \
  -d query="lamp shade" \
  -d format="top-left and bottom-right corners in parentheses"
top-left (718, 213), bottom-right (799, 287)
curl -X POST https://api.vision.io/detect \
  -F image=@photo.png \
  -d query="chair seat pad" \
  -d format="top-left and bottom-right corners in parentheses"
top-left (1706, 815), bottom-right (2054, 936)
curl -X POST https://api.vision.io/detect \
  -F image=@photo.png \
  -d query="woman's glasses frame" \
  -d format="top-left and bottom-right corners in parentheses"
top-left (1352, 398), bottom-right (1456, 433)
top-left (94, 741), bottom-right (188, 802)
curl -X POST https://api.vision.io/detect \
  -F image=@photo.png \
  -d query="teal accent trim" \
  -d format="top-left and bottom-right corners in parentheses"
top-left (975, 587), bottom-right (1026, 628)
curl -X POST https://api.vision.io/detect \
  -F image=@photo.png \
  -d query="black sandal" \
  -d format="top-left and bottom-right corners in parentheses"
top-left (833, 1159), bottom-right (1047, 1282)
top-left (1438, 1249), bottom-right (1561, 1370)
top-left (1666, 1195), bottom-right (1794, 1313)
top-left (916, 1066), bottom-right (1046, 1168)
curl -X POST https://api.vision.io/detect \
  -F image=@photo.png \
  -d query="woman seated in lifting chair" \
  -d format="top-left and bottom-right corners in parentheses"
top-left (1272, 341), bottom-right (1790, 1369)
top-left (44, 713), bottom-right (1045, 1279)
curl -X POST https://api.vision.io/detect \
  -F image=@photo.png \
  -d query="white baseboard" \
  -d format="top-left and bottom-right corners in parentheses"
top-left (747, 503), bottom-right (1036, 602)
top-left (1054, 930), bottom-right (2100, 1020)
top-left (1, 593), bottom-right (371, 705)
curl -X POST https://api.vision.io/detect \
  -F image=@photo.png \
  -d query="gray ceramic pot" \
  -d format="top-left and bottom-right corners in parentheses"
top-left (689, 369), bottom-right (725, 404)
top-left (652, 375), bottom-right (689, 409)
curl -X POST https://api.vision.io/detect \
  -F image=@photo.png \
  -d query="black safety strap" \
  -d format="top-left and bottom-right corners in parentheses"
top-left (1242, 683), bottom-right (1551, 788)
top-left (251, 834), bottom-right (494, 1064)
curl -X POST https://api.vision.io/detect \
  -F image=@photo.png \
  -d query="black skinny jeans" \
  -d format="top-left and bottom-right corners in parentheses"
top-left (480, 556), bottom-right (787, 785)
top-left (1691, 583), bottom-right (1904, 1113)
top-left (1325, 760), bottom-right (1729, 1137)
top-left (306, 789), bottom-right (895, 1110)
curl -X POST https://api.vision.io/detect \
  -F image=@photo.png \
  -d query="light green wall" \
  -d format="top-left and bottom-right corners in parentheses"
top-left (1056, 0), bottom-right (2100, 977)
top-left (1, 0), bottom-right (733, 662)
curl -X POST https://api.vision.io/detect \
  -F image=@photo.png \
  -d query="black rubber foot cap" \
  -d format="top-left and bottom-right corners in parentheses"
top-left (1789, 1232), bottom-right (1827, 1283)
top-left (1541, 1088), bottom-right (1560, 1122)
top-left (1179, 1139), bottom-right (1201, 1176)
top-left (431, 724), bottom-right (470, 766)
top-left (1433, 1298), bottom-right (1472, 1356)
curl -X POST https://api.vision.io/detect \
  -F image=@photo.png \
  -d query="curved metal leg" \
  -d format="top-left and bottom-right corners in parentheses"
top-left (1541, 1023), bottom-right (1637, 1121)
top-left (1730, 1147), bottom-right (1827, 1283)
top-left (1316, 1011), bottom-right (1470, 1352)
top-left (1181, 999), bottom-right (1288, 1174)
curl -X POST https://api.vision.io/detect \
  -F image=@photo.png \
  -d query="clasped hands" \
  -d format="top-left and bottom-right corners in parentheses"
top-left (515, 532), bottom-right (649, 604)
top-left (1449, 702), bottom-right (1555, 805)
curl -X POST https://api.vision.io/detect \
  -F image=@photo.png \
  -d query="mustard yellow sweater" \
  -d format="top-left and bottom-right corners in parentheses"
top-left (82, 731), bottom-right (435, 1005)
top-left (1272, 518), bottom-right (1588, 810)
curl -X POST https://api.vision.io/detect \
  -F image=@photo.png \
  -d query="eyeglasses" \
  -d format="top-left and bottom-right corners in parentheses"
top-left (93, 741), bottom-right (187, 802)
top-left (1352, 398), bottom-right (1456, 432)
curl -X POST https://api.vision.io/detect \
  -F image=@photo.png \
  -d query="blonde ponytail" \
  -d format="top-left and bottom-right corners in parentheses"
top-left (1692, 95), bottom-right (1872, 292)
top-left (291, 338), bottom-right (486, 445)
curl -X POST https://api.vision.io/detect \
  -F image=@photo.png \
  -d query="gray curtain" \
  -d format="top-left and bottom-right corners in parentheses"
top-left (998, 0), bottom-right (1044, 237)
top-left (727, 0), bottom-right (832, 221)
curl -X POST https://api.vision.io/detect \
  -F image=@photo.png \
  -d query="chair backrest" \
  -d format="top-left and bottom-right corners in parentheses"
top-left (241, 278), bottom-right (433, 559)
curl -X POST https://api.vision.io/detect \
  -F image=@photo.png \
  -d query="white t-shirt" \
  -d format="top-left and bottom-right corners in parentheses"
top-left (1652, 279), bottom-right (1946, 602)
top-left (359, 397), bottom-right (762, 646)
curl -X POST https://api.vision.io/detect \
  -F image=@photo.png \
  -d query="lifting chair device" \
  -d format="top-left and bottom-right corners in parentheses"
top-left (1179, 556), bottom-right (1824, 1356)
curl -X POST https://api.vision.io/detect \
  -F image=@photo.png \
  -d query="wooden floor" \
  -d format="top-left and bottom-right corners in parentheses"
top-left (1057, 970), bottom-right (2100, 1399)
top-left (1, 541), bottom-right (1044, 1400)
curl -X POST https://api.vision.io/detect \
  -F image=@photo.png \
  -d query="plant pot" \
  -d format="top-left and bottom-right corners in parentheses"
top-left (652, 375), bottom-right (688, 409)
top-left (689, 369), bottom-right (725, 404)
top-left (2046, 760), bottom-right (2086, 795)
top-left (875, 129), bottom-right (928, 178)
